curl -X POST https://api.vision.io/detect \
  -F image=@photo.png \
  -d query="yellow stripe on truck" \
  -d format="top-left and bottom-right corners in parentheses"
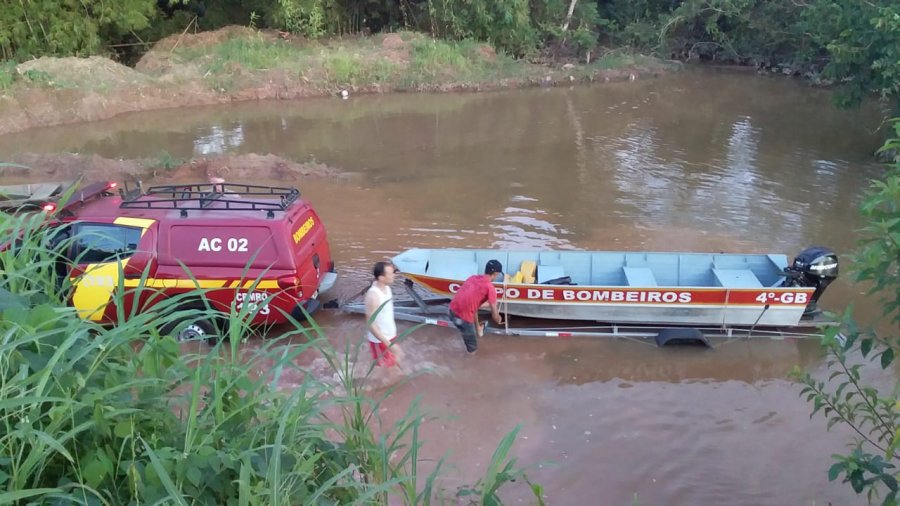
top-left (119, 278), bottom-right (279, 289)
top-left (113, 217), bottom-right (156, 232)
top-left (72, 262), bottom-right (126, 321)
top-left (71, 218), bottom-right (155, 321)
top-left (122, 278), bottom-right (231, 289)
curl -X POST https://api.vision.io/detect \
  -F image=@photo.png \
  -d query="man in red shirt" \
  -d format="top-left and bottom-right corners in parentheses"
top-left (448, 259), bottom-right (504, 353)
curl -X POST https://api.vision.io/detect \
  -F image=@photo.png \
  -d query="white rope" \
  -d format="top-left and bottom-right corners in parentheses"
top-left (503, 275), bottom-right (509, 335)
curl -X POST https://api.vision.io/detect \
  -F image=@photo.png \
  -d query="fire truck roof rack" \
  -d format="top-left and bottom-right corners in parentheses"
top-left (119, 182), bottom-right (300, 216)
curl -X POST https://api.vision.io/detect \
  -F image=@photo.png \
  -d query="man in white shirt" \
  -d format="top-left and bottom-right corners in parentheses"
top-left (365, 261), bottom-right (403, 367)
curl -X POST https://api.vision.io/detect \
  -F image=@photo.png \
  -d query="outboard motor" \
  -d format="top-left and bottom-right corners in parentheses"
top-left (782, 246), bottom-right (839, 315)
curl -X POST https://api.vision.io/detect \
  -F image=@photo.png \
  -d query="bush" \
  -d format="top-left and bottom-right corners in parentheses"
top-left (425, 0), bottom-right (538, 57)
top-left (0, 0), bottom-right (156, 59)
top-left (0, 61), bottom-right (16, 90)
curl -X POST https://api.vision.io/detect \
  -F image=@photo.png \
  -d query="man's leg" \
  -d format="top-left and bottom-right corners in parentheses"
top-left (370, 341), bottom-right (396, 367)
top-left (450, 309), bottom-right (478, 353)
top-left (460, 324), bottom-right (478, 353)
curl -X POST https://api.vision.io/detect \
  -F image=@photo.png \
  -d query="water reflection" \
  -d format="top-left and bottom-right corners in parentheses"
top-left (491, 205), bottom-right (573, 249)
top-left (726, 116), bottom-right (758, 177)
top-left (193, 124), bottom-right (245, 155)
top-left (608, 123), bottom-right (686, 219)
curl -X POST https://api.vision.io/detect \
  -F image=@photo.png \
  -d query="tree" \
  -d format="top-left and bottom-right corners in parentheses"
top-left (801, 0), bottom-right (900, 111)
top-left (0, 0), bottom-right (158, 60)
top-left (793, 119), bottom-right (900, 505)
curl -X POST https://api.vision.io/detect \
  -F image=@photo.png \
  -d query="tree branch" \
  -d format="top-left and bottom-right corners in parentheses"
top-left (837, 350), bottom-right (896, 448)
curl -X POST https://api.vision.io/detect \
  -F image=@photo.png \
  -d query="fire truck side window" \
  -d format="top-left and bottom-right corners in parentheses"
top-left (72, 224), bottom-right (141, 264)
top-left (46, 225), bottom-right (72, 251)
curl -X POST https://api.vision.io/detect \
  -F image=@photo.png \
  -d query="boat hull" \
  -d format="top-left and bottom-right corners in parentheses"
top-left (402, 273), bottom-right (815, 327)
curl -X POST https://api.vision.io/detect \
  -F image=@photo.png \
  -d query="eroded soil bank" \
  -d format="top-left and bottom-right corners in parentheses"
top-left (0, 152), bottom-right (344, 185)
top-left (0, 27), bottom-right (675, 136)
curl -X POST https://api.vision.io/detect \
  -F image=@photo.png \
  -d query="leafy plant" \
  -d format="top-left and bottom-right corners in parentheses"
top-left (155, 150), bottom-right (183, 170)
top-left (0, 0), bottom-right (157, 58)
top-left (426, 0), bottom-right (538, 57)
top-left (456, 425), bottom-right (546, 505)
top-left (0, 61), bottom-right (17, 89)
top-left (322, 47), bottom-right (362, 83)
top-left (792, 119), bottom-right (900, 505)
top-left (800, 0), bottom-right (900, 109)
top-left (272, 0), bottom-right (329, 38)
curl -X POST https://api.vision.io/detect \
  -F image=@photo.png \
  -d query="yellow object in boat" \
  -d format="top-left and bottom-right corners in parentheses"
top-left (520, 260), bottom-right (536, 283)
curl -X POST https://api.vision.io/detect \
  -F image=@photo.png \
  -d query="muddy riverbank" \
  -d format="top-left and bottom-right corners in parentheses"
top-left (0, 27), bottom-right (675, 136)
top-left (0, 152), bottom-right (345, 185)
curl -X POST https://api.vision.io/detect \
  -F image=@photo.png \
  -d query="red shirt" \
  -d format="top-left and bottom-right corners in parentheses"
top-left (449, 274), bottom-right (498, 323)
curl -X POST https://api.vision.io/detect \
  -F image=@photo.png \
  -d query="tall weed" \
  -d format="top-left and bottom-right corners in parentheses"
top-left (0, 61), bottom-right (16, 90)
top-left (0, 208), bottom-right (540, 504)
top-left (322, 48), bottom-right (362, 83)
top-left (179, 37), bottom-right (309, 73)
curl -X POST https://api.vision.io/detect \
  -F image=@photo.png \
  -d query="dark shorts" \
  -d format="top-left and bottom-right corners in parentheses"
top-left (449, 308), bottom-right (478, 353)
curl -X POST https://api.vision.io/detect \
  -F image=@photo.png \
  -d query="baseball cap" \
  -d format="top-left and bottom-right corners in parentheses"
top-left (485, 259), bottom-right (503, 275)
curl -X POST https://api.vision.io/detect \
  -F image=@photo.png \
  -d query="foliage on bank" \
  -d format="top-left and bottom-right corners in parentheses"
top-left (595, 0), bottom-right (900, 109)
top-left (792, 119), bottom-right (900, 505)
top-left (0, 209), bottom-right (541, 504)
top-left (2, 1), bottom-right (897, 111)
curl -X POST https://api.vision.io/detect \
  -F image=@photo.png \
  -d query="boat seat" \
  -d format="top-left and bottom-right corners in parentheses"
top-left (623, 267), bottom-right (657, 287)
top-left (538, 265), bottom-right (566, 284)
top-left (519, 260), bottom-right (537, 284)
top-left (505, 272), bottom-right (524, 284)
top-left (713, 268), bottom-right (762, 288)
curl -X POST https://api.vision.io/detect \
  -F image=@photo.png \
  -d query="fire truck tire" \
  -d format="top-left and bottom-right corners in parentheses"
top-left (161, 305), bottom-right (227, 345)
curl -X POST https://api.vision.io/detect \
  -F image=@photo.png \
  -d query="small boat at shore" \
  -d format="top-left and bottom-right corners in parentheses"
top-left (0, 181), bottom-right (77, 212)
top-left (391, 246), bottom-right (839, 328)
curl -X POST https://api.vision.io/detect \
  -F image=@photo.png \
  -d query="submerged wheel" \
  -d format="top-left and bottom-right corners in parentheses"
top-left (655, 328), bottom-right (710, 348)
top-left (160, 305), bottom-right (227, 345)
top-left (174, 320), bottom-right (215, 342)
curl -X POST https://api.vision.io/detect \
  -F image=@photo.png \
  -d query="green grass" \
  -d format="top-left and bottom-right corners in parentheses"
top-left (171, 30), bottom-right (537, 92)
top-left (178, 36), bottom-right (313, 74)
top-left (403, 38), bottom-right (522, 88)
top-left (154, 150), bottom-right (183, 170)
top-left (588, 51), bottom-right (676, 71)
top-left (0, 61), bottom-right (97, 91)
top-left (4, 29), bottom-right (673, 102)
top-left (320, 50), bottom-right (398, 86)
top-left (0, 207), bottom-right (543, 504)
top-left (591, 52), bottom-right (632, 70)
top-left (165, 29), bottom-right (674, 95)
top-left (21, 68), bottom-right (52, 85)
top-left (321, 48), bottom-right (359, 82)
top-left (0, 61), bottom-right (16, 90)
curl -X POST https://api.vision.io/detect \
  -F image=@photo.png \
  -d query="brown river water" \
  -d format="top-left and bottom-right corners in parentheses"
top-left (0, 68), bottom-right (892, 504)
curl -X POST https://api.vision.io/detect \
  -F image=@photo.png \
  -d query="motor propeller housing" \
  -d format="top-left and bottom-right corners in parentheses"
top-left (782, 246), bottom-right (839, 315)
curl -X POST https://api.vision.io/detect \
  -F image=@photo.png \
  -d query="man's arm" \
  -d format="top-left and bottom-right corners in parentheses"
top-left (364, 291), bottom-right (393, 347)
top-left (489, 301), bottom-right (503, 325)
top-left (486, 281), bottom-right (503, 325)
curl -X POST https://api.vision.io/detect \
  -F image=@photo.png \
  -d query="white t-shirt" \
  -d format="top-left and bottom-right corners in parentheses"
top-left (365, 283), bottom-right (396, 344)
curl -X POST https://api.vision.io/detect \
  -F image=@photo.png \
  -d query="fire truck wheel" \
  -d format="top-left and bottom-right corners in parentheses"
top-left (176, 320), bottom-right (215, 343)
top-left (161, 310), bottom-right (225, 345)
